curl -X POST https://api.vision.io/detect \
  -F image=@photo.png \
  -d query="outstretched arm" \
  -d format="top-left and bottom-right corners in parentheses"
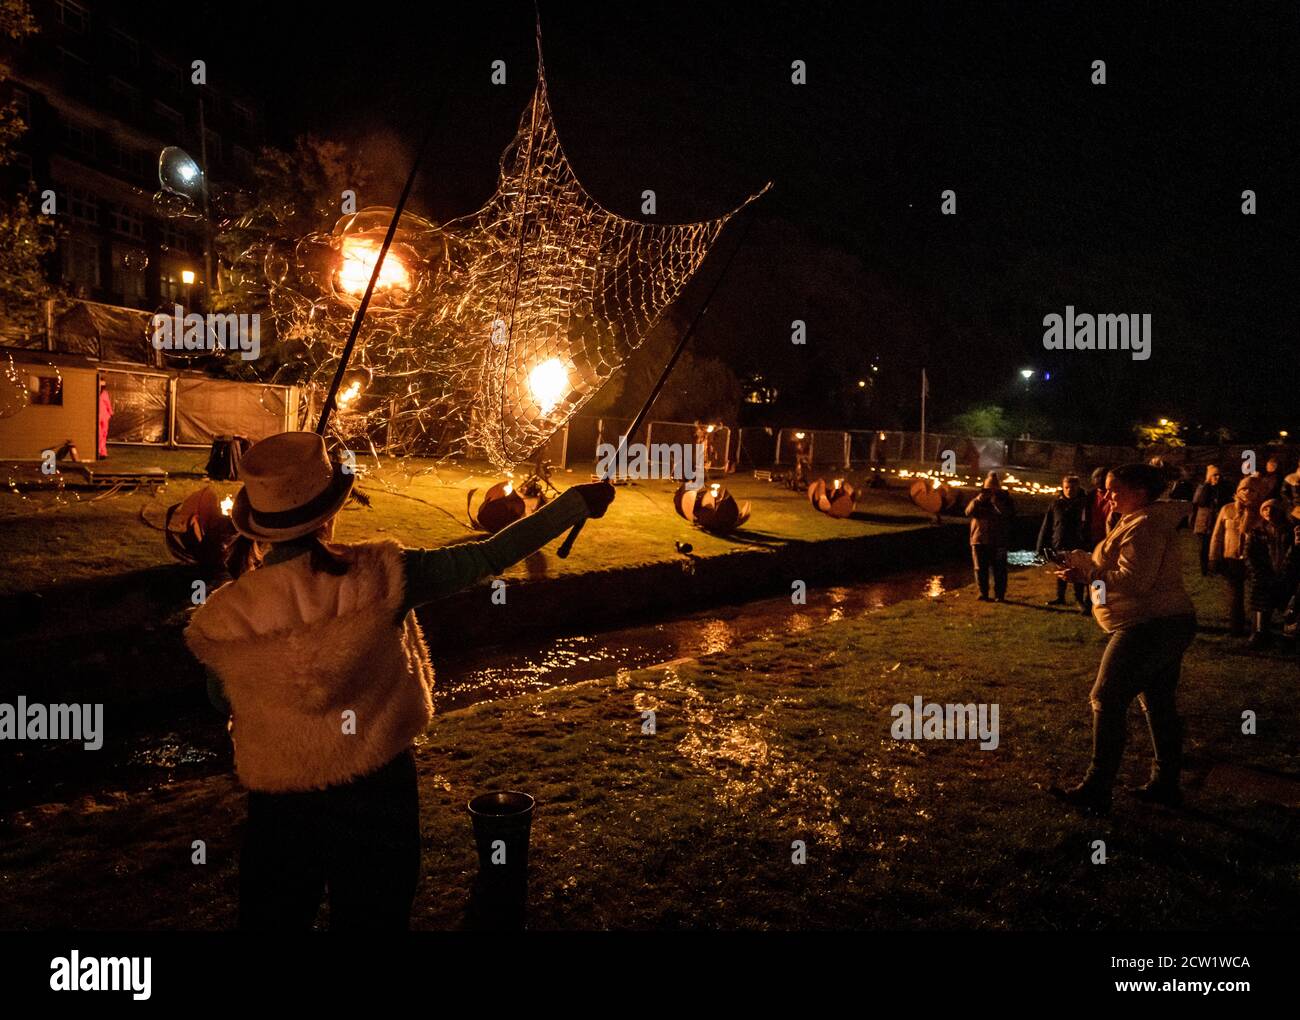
top-left (399, 483), bottom-right (613, 614)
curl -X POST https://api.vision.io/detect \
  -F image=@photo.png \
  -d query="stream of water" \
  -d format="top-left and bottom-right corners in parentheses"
top-left (2, 560), bottom-right (983, 813)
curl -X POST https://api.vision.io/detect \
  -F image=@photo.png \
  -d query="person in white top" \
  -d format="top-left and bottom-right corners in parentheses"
top-left (1049, 463), bottom-right (1197, 814)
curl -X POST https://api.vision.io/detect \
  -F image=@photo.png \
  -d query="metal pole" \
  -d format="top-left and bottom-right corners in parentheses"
top-left (556, 201), bottom-right (764, 558)
top-left (197, 96), bottom-right (214, 310)
top-left (316, 120), bottom-right (438, 437)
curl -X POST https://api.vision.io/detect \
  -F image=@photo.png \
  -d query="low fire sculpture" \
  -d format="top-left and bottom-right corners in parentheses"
top-left (808, 477), bottom-right (857, 518)
top-left (673, 482), bottom-right (751, 535)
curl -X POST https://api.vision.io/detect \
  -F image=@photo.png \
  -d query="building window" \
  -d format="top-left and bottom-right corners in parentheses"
top-left (107, 202), bottom-right (145, 240)
top-left (153, 56), bottom-right (181, 94)
top-left (65, 185), bottom-right (99, 225)
top-left (56, 0), bottom-right (89, 32)
top-left (231, 101), bottom-right (256, 133)
top-left (28, 375), bottom-right (65, 406)
top-left (160, 270), bottom-right (187, 304)
top-left (110, 29), bottom-right (140, 67)
top-left (107, 138), bottom-right (147, 178)
top-left (202, 129), bottom-right (222, 165)
top-left (58, 47), bottom-right (92, 95)
top-left (160, 223), bottom-right (192, 253)
top-left (153, 101), bottom-right (183, 139)
top-left (61, 116), bottom-right (96, 157)
top-left (108, 77), bottom-right (141, 118)
top-left (111, 245), bottom-right (148, 303)
top-left (62, 236), bottom-right (101, 293)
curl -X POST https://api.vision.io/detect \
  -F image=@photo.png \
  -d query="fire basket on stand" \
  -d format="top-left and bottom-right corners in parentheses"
top-left (467, 470), bottom-right (554, 533)
top-left (808, 477), bottom-right (857, 518)
top-left (908, 476), bottom-right (961, 520)
top-left (673, 481), bottom-right (751, 535)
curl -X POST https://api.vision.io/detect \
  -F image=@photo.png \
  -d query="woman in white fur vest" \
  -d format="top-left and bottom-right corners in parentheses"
top-left (184, 431), bottom-right (614, 930)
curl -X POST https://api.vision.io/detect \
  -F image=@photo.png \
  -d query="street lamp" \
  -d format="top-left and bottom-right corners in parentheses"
top-left (1020, 368), bottom-right (1035, 380)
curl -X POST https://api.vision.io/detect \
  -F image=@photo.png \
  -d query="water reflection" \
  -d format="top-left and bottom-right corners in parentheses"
top-left (435, 564), bottom-right (963, 711)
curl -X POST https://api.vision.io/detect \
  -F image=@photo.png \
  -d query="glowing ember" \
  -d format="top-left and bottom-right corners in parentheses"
top-left (528, 357), bottom-right (569, 416)
top-left (337, 379), bottom-right (362, 408)
top-left (220, 495), bottom-right (234, 516)
top-left (337, 238), bottom-right (410, 296)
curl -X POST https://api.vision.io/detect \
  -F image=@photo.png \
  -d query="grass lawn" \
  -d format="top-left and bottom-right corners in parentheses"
top-left (1, 533), bottom-right (1294, 930)
top-left (0, 449), bottom-right (971, 599)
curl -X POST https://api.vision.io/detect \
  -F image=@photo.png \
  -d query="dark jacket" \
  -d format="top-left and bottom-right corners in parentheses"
top-left (1087, 488), bottom-right (1112, 543)
top-left (1191, 479), bottom-right (1231, 535)
top-left (1036, 493), bottom-right (1090, 552)
top-left (1245, 524), bottom-right (1298, 612)
top-left (965, 488), bottom-right (1015, 546)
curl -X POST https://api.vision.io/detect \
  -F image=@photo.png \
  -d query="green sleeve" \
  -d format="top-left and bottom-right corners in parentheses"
top-left (398, 488), bottom-right (590, 614)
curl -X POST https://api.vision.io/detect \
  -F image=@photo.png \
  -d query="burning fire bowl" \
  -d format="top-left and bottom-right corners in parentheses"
top-left (908, 478), bottom-right (960, 515)
top-left (807, 478), bottom-right (857, 518)
top-left (674, 483), bottom-right (751, 535)
top-left (468, 481), bottom-right (549, 534)
top-left (163, 485), bottom-right (236, 569)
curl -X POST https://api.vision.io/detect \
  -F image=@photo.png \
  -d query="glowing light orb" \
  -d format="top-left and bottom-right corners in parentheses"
top-left (528, 358), bottom-right (569, 416)
top-left (337, 379), bottom-right (362, 409)
top-left (337, 239), bottom-right (410, 297)
top-left (220, 495), bottom-right (234, 516)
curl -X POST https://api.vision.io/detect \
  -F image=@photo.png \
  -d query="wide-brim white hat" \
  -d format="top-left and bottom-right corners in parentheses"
top-left (230, 431), bottom-right (354, 541)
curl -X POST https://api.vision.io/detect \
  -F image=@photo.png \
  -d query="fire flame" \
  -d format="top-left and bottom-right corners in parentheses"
top-left (337, 238), bottom-right (410, 296)
top-left (528, 358), bottom-right (569, 416)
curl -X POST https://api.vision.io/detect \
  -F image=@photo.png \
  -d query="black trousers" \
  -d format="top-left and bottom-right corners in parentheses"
top-left (1055, 577), bottom-right (1089, 604)
top-left (239, 748), bottom-right (420, 931)
top-left (971, 545), bottom-right (1008, 598)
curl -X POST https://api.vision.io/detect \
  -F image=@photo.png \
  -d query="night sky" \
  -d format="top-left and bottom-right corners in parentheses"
top-left (126, 0), bottom-right (1295, 442)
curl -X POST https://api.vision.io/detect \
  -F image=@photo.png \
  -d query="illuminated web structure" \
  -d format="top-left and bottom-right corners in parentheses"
top-left (263, 38), bottom-right (769, 468)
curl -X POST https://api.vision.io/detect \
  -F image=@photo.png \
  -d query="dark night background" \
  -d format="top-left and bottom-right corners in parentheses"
top-left (118, 0), bottom-right (1296, 442)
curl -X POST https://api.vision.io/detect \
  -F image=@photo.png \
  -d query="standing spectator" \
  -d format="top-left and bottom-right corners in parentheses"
top-left (1260, 454), bottom-right (1285, 502)
top-left (1037, 475), bottom-right (1091, 612)
top-left (96, 380), bottom-right (113, 459)
top-left (1244, 499), bottom-right (1296, 648)
top-left (1283, 463), bottom-right (1300, 513)
top-left (1209, 477), bottom-right (1262, 636)
top-left (1165, 465), bottom-right (1196, 503)
top-left (1087, 466), bottom-right (1112, 545)
top-left (1051, 464), bottom-right (1196, 813)
top-left (1191, 465), bottom-right (1231, 575)
top-left (965, 471), bottom-right (1016, 602)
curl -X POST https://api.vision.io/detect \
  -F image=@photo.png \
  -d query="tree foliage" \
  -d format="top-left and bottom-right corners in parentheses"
top-left (0, 0), bottom-right (58, 339)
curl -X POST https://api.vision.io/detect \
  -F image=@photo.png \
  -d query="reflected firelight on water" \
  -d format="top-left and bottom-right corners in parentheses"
top-left (433, 566), bottom-right (966, 711)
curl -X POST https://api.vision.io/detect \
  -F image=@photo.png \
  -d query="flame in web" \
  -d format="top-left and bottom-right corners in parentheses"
top-left (253, 34), bottom-right (769, 469)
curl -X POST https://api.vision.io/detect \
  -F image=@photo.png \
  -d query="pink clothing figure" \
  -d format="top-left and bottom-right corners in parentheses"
top-left (97, 385), bottom-right (113, 458)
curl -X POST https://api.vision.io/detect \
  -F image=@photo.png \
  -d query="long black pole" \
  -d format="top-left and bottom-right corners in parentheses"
top-left (315, 121), bottom-right (437, 437)
top-left (556, 202), bottom-right (762, 559)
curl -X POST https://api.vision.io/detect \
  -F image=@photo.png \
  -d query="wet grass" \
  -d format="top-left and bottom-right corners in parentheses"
top-left (0, 450), bottom-right (945, 598)
top-left (1, 534), bottom-right (1294, 930)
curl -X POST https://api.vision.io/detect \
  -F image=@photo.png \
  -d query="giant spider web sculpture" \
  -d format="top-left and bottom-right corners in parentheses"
top-left (266, 35), bottom-right (769, 468)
